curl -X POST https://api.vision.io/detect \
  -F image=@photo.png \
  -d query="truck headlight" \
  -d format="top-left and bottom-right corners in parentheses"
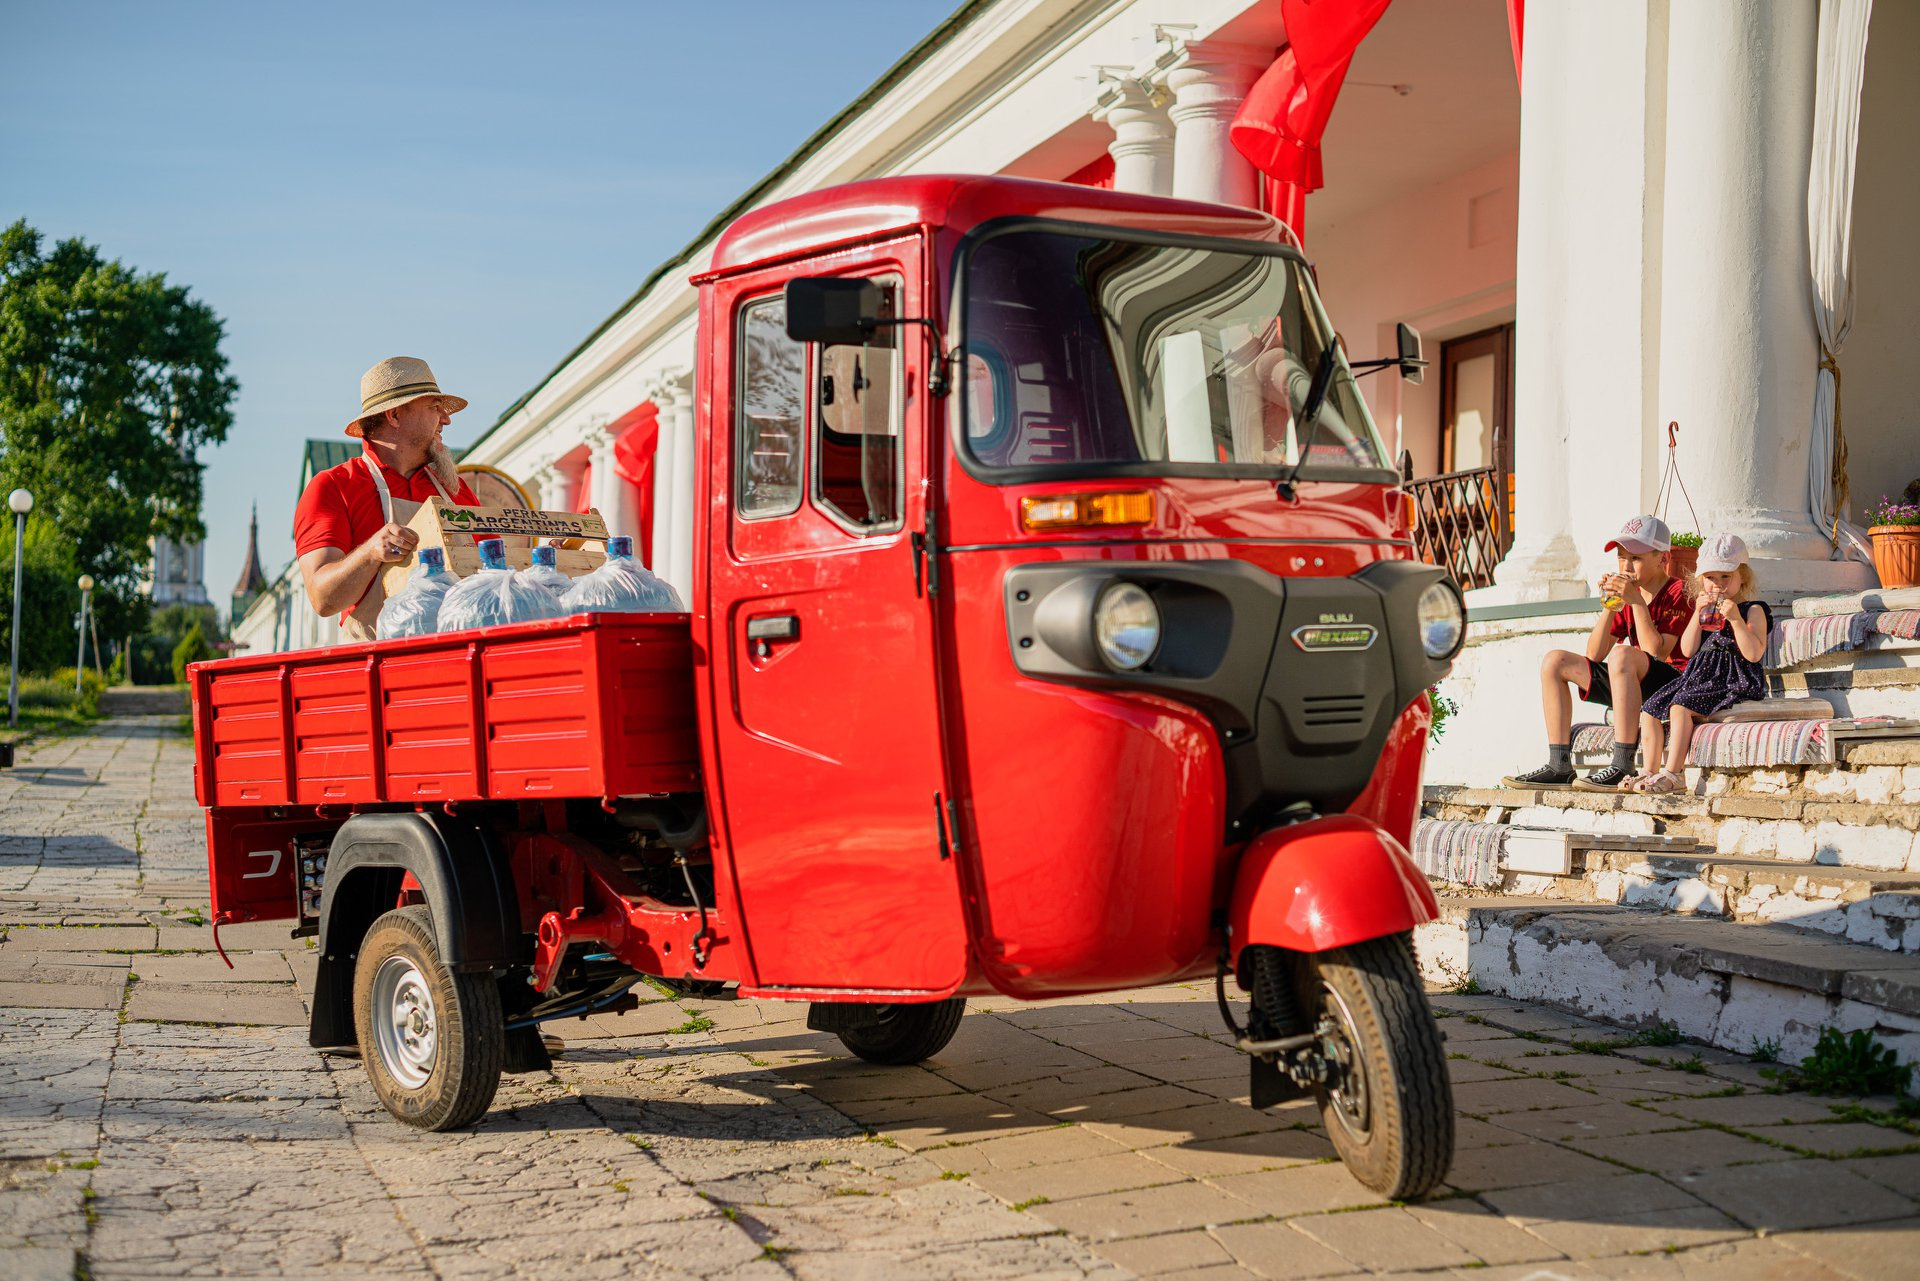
top-left (1094, 582), bottom-right (1160, 671)
top-left (1418, 581), bottom-right (1466, 659)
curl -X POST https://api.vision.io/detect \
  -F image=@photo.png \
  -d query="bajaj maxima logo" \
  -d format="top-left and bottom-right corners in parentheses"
top-left (1291, 613), bottom-right (1378, 652)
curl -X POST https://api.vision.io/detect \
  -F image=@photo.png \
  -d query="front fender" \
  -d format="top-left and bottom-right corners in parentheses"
top-left (1228, 815), bottom-right (1438, 962)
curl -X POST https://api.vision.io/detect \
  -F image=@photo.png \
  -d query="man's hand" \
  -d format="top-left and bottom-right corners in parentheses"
top-left (1614, 575), bottom-right (1649, 609)
top-left (366, 522), bottom-right (419, 564)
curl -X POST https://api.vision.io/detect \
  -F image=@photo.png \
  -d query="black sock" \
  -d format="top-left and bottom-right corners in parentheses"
top-left (1610, 740), bottom-right (1637, 772)
top-left (1547, 744), bottom-right (1571, 771)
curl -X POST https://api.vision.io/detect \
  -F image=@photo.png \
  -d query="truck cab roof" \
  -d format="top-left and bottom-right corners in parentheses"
top-left (702, 174), bottom-right (1289, 280)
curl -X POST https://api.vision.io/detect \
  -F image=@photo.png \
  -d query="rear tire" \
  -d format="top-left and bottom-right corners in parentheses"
top-left (1296, 934), bottom-right (1453, 1199)
top-left (835, 999), bottom-right (966, 1065)
top-left (352, 905), bottom-right (504, 1130)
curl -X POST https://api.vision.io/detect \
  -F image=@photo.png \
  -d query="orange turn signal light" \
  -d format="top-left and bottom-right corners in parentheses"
top-left (1020, 491), bottom-right (1154, 532)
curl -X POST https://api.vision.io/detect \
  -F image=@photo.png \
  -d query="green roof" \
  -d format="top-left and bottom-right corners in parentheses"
top-left (471, 0), bottom-right (991, 455)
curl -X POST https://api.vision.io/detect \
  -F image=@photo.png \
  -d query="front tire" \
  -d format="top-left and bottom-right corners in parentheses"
top-left (1296, 934), bottom-right (1453, 1199)
top-left (352, 905), bottom-right (504, 1130)
top-left (835, 999), bottom-right (966, 1065)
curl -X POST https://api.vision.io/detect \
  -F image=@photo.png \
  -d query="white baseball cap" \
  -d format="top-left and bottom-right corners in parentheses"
top-left (1697, 533), bottom-right (1749, 573)
top-left (1604, 514), bottom-right (1672, 555)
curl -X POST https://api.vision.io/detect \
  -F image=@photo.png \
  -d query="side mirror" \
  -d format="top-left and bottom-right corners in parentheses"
top-left (1396, 322), bottom-right (1427, 385)
top-left (785, 278), bottom-right (884, 345)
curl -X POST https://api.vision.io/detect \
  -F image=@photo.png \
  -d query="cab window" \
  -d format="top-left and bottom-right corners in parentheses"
top-left (736, 295), bottom-right (805, 519)
top-left (814, 278), bottom-right (902, 533)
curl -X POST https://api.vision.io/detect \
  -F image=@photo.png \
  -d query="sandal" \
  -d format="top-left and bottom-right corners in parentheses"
top-left (1636, 769), bottom-right (1685, 795)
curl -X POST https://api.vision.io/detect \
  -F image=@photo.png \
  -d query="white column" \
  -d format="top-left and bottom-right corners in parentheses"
top-left (1092, 73), bottom-right (1174, 196)
top-left (584, 422), bottom-right (639, 545)
top-left (643, 376), bottom-right (677, 578)
top-left (1161, 39), bottom-right (1265, 209)
top-left (1656, 0), bottom-right (1872, 596)
top-left (1487, 2), bottom-right (1665, 604)
top-left (655, 369), bottom-right (697, 599)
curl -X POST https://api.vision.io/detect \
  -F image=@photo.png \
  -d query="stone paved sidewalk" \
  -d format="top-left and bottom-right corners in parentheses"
top-left (3, 718), bottom-right (1920, 1279)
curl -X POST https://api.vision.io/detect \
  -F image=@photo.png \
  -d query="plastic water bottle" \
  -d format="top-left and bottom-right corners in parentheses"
top-left (561, 536), bottom-right (685, 614)
top-left (379, 548), bottom-right (455, 639)
top-left (517, 545), bottom-right (573, 598)
top-left (439, 538), bottom-right (566, 632)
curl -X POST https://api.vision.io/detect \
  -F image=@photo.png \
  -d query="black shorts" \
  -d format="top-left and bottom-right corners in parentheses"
top-left (1582, 656), bottom-right (1679, 708)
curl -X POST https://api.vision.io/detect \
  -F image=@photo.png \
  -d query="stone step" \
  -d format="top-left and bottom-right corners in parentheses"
top-left (99, 687), bottom-right (190, 716)
top-left (1427, 781), bottom-right (1920, 873)
top-left (1413, 898), bottom-right (1920, 1070)
top-left (1573, 850), bottom-right (1920, 952)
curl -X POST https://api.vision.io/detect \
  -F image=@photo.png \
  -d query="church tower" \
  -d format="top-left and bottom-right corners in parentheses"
top-left (230, 503), bottom-right (270, 630)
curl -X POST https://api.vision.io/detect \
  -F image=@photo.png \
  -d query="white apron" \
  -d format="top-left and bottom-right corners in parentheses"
top-left (341, 456), bottom-right (456, 643)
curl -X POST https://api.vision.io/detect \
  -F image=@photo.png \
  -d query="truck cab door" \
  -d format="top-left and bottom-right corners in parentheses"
top-left (705, 241), bottom-right (969, 995)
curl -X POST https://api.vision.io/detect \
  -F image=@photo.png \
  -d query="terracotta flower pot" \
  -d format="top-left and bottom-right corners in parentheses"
top-left (1869, 525), bottom-right (1920, 590)
top-left (1665, 545), bottom-right (1699, 580)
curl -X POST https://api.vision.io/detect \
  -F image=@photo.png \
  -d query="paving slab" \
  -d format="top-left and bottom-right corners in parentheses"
top-left (1290, 1205), bottom-right (1479, 1271)
top-left (123, 979), bottom-right (305, 1026)
top-left (1681, 1158), bottom-right (1918, 1231)
top-left (1568, 1127), bottom-right (1798, 1173)
top-left (0, 979), bottom-right (123, 1008)
top-left (1777, 1216), bottom-right (1920, 1280)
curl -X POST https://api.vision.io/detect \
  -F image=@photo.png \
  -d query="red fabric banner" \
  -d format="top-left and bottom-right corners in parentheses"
top-left (1230, 0), bottom-right (1395, 209)
top-left (608, 401), bottom-right (660, 568)
top-left (1507, 0), bottom-right (1524, 88)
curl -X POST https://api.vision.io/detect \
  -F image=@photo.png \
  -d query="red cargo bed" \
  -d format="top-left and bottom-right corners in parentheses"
top-left (190, 613), bottom-right (700, 809)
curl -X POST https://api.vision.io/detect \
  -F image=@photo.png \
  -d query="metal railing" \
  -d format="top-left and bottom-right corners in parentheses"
top-left (1406, 466), bottom-right (1509, 591)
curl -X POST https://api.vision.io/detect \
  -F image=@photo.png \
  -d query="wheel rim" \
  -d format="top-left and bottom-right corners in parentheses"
top-left (1318, 983), bottom-right (1372, 1140)
top-left (371, 954), bottom-right (438, 1090)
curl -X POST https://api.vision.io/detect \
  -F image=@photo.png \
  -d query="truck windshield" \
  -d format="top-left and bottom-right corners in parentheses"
top-left (959, 227), bottom-right (1391, 480)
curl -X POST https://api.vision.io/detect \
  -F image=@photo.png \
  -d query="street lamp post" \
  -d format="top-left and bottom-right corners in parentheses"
top-left (75, 575), bottom-right (94, 694)
top-left (7, 488), bottom-right (32, 729)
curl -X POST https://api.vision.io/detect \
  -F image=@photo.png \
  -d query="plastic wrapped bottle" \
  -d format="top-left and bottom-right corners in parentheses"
top-left (438, 538), bottom-right (567, 632)
top-left (517, 545), bottom-right (574, 599)
top-left (379, 548), bottom-right (456, 639)
top-left (561, 535), bottom-right (685, 614)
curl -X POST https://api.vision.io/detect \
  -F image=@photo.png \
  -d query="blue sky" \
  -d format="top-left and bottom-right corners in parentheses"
top-left (2, 0), bottom-right (957, 610)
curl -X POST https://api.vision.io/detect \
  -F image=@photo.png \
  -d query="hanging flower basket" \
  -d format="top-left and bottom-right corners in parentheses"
top-left (1666, 531), bottom-right (1702, 580)
top-left (1864, 498), bottom-right (1920, 590)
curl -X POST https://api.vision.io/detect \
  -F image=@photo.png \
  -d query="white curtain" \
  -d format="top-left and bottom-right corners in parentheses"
top-left (1807, 0), bottom-right (1875, 566)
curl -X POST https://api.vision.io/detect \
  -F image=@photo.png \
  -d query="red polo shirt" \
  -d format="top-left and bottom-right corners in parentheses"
top-left (1609, 574), bottom-right (1694, 672)
top-left (293, 451), bottom-right (479, 561)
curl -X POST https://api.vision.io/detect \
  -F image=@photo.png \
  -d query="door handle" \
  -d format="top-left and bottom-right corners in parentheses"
top-left (746, 614), bottom-right (798, 659)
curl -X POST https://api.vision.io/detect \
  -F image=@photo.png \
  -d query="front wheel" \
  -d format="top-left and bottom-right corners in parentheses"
top-left (352, 905), bottom-right (504, 1130)
top-left (1296, 934), bottom-right (1453, 1199)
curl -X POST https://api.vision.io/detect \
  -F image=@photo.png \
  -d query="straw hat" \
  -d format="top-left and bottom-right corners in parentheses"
top-left (346, 357), bottom-right (469, 437)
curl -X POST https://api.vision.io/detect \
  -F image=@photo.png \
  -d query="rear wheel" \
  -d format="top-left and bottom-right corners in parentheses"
top-left (1296, 934), bottom-right (1453, 1199)
top-left (834, 999), bottom-right (966, 1065)
top-left (352, 905), bottom-right (504, 1130)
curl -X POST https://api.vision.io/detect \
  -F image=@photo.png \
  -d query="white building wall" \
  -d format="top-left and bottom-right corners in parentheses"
top-left (1309, 150), bottom-right (1520, 474)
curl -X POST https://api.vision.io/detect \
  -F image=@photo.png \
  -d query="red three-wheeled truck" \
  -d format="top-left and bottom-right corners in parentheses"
top-left (191, 175), bottom-right (1465, 1199)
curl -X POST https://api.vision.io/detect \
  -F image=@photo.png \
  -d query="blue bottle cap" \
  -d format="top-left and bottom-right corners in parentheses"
top-left (478, 537), bottom-right (506, 569)
top-left (607, 535), bottom-right (633, 558)
top-left (419, 548), bottom-right (444, 569)
top-left (532, 545), bottom-right (557, 567)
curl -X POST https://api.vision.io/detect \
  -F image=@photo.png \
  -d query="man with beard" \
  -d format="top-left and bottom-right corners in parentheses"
top-left (294, 356), bottom-right (483, 640)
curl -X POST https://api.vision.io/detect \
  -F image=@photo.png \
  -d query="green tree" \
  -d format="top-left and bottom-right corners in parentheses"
top-left (170, 622), bottom-right (214, 683)
top-left (151, 601), bottom-right (223, 644)
top-left (0, 220), bottom-right (236, 668)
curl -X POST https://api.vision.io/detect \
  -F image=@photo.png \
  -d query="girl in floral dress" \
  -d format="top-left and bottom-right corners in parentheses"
top-left (1631, 534), bottom-right (1773, 794)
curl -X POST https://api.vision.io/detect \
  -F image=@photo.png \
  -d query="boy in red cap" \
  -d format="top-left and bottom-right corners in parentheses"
top-left (1502, 515), bottom-right (1693, 790)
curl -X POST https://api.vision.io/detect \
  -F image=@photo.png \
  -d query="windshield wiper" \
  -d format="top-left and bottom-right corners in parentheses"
top-left (1276, 345), bottom-right (1339, 501)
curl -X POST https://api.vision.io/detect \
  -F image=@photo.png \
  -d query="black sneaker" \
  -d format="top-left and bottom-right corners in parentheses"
top-left (1574, 765), bottom-right (1635, 792)
top-left (1501, 763), bottom-right (1575, 789)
